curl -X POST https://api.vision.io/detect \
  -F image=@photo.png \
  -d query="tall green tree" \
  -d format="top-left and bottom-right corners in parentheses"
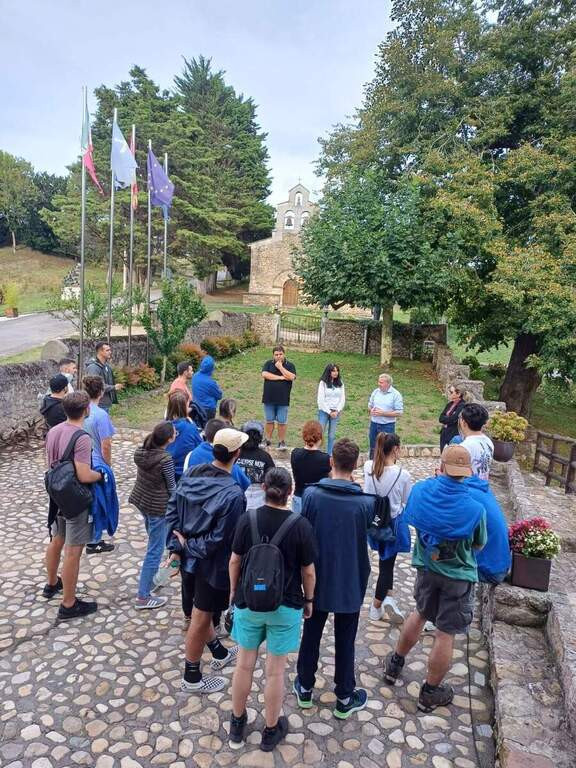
top-left (0, 150), bottom-right (39, 253)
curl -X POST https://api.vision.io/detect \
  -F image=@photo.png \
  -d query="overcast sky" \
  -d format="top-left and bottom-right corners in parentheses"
top-left (1, 0), bottom-right (392, 205)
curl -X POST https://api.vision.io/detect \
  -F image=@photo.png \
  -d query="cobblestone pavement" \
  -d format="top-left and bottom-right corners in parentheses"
top-left (0, 436), bottom-right (495, 768)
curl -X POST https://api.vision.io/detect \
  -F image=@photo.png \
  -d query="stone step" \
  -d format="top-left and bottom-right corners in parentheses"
top-left (490, 620), bottom-right (576, 767)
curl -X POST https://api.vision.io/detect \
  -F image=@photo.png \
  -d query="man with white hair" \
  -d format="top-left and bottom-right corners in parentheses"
top-left (368, 373), bottom-right (404, 458)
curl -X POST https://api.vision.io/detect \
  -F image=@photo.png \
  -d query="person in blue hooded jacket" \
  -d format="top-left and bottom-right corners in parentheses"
top-left (465, 474), bottom-right (511, 584)
top-left (166, 391), bottom-right (202, 480)
top-left (383, 445), bottom-right (487, 714)
top-left (192, 356), bottom-right (222, 421)
top-left (293, 438), bottom-right (375, 721)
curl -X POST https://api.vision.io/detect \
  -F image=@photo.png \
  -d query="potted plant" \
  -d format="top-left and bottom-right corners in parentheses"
top-left (487, 410), bottom-right (529, 462)
top-left (3, 283), bottom-right (20, 318)
top-left (509, 517), bottom-right (561, 591)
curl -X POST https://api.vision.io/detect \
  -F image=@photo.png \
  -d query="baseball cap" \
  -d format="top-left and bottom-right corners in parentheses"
top-left (49, 373), bottom-right (69, 393)
top-left (241, 420), bottom-right (264, 437)
top-left (441, 445), bottom-right (472, 477)
top-left (213, 428), bottom-right (248, 453)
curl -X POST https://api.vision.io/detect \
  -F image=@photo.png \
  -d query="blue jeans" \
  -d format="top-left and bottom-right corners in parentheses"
top-left (138, 514), bottom-right (166, 599)
top-left (317, 410), bottom-right (340, 455)
top-left (369, 421), bottom-right (396, 459)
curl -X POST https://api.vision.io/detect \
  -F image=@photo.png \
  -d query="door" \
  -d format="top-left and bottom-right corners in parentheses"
top-left (282, 279), bottom-right (299, 307)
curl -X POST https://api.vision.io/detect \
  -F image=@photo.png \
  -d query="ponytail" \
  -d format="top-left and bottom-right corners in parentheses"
top-left (371, 432), bottom-right (401, 480)
top-left (143, 420), bottom-right (175, 450)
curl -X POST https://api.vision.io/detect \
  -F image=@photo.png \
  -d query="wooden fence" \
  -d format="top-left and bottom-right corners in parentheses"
top-left (533, 431), bottom-right (576, 494)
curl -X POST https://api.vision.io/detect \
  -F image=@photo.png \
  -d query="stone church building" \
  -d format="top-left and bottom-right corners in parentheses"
top-left (244, 183), bottom-right (317, 307)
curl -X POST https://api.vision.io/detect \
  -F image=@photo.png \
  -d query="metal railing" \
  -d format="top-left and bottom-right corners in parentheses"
top-left (278, 312), bottom-right (322, 345)
top-left (533, 431), bottom-right (576, 494)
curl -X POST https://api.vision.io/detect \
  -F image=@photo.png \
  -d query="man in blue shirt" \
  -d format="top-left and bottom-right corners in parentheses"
top-left (293, 438), bottom-right (375, 720)
top-left (368, 374), bottom-right (404, 458)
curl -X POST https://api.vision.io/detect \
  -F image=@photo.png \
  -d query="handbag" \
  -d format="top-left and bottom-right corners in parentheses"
top-left (45, 430), bottom-right (94, 520)
top-left (366, 467), bottom-right (402, 545)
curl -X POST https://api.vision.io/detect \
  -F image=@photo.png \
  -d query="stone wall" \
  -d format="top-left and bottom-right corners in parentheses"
top-left (244, 232), bottom-right (300, 305)
top-left (250, 314), bottom-right (279, 345)
top-left (0, 361), bottom-right (58, 445)
top-left (321, 318), bottom-right (447, 358)
top-left (184, 311), bottom-right (250, 344)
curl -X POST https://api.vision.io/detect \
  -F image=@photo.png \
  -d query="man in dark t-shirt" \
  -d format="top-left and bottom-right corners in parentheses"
top-left (261, 345), bottom-right (296, 450)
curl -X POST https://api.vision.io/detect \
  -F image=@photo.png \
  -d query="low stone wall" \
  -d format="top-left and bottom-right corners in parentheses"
top-left (432, 342), bottom-right (507, 412)
top-left (0, 361), bottom-right (57, 445)
top-left (184, 310), bottom-right (250, 344)
top-left (250, 314), bottom-right (278, 345)
top-left (321, 318), bottom-right (447, 358)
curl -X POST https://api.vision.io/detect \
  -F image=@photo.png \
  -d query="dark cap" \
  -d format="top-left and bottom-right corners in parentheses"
top-left (49, 374), bottom-right (69, 393)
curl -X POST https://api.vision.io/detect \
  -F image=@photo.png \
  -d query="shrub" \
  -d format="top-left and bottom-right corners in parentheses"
top-left (4, 283), bottom-right (20, 308)
top-left (487, 411), bottom-right (529, 443)
top-left (169, 342), bottom-right (203, 370)
top-left (200, 337), bottom-right (219, 358)
top-left (509, 517), bottom-right (561, 559)
top-left (200, 332), bottom-right (259, 360)
top-left (113, 363), bottom-right (158, 392)
top-left (240, 329), bottom-right (260, 349)
top-left (488, 362), bottom-right (507, 377)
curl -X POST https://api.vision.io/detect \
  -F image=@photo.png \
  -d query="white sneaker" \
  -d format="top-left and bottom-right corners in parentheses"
top-left (369, 604), bottom-right (383, 621)
top-left (382, 597), bottom-right (404, 624)
top-left (181, 675), bottom-right (227, 693)
top-left (209, 644), bottom-right (239, 671)
top-left (423, 621), bottom-right (436, 632)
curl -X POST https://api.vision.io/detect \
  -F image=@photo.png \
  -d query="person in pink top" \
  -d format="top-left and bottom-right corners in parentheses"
top-left (168, 361), bottom-right (194, 405)
top-left (43, 391), bottom-right (104, 621)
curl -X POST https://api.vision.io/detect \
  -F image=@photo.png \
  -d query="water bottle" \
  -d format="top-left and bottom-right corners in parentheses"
top-left (153, 558), bottom-right (180, 588)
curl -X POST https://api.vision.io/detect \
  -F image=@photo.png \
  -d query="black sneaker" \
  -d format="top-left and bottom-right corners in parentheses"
top-left (264, 439), bottom-right (272, 447)
top-left (333, 688), bottom-right (368, 720)
top-left (86, 541), bottom-right (115, 554)
top-left (293, 677), bottom-right (313, 709)
top-left (42, 576), bottom-right (63, 599)
top-left (260, 716), bottom-right (288, 752)
top-left (384, 651), bottom-right (405, 684)
top-left (57, 599), bottom-right (98, 621)
top-left (229, 711), bottom-right (247, 750)
top-left (418, 682), bottom-right (454, 713)
top-left (277, 441), bottom-right (287, 450)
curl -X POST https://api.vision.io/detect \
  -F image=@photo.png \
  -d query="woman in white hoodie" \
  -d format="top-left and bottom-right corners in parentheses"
top-left (316, 363), bottom-right (345, 455)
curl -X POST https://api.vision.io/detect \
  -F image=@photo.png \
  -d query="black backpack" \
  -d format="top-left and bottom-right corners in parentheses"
top-left (45, 430), bottom-right (94, 520)
top-left (366, 467), bottom-right (402, 545)
top-left (240, 508), bottom-right (300, 612)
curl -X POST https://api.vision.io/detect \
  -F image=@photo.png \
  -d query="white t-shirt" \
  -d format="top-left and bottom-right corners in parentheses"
top-left (461, 434), bottom-right (494, 480)
top-left (363, 462), bottom-right (413, 518)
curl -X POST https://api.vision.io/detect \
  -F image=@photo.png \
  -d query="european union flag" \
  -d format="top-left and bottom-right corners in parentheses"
top-left (147, 148), bottom-right (174, 219)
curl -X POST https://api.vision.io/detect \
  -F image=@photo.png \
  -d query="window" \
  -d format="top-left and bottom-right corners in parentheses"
top-left (300, 211), bottom-right (310, 226)
top-left (284, 210), bottom-right (294, 229)
top-left (294, 192), bottom-right (303, 206)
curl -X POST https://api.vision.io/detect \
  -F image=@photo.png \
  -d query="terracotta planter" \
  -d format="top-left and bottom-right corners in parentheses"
top-left (492, 438), bottom-right (515, 462)
top-left (4, 307), bottom-right (18, 318)
top-left (510, 551), bottom-right (551, 592)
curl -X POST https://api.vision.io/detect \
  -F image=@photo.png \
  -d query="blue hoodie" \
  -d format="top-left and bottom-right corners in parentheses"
top-left (91, 462), bottom-right (119, 541)
top-left (184, 441), bottom-right (250, 491)
top-left (465, 475), bottom-right (511, 584)
top-left (192, 356), bottom-right (223, 411)
top-left (166, 418), bottom-right (202, 479)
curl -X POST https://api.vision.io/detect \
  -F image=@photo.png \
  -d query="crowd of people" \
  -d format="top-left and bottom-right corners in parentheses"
top-left (40, 341), bottom-right (510, 753)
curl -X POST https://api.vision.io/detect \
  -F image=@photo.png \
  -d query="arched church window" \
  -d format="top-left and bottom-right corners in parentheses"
top-left (284, 211), bottom-right (294, 229)
top-left (295, 192), bottom-right (303, 206)
top-left (300, 211), bottom-right (310, 226)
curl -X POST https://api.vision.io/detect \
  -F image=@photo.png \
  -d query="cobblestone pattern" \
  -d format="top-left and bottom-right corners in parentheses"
top-left (0, 437), bottom-right (495, 768)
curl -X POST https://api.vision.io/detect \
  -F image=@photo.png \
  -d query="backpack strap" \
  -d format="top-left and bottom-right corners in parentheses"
top-left (385, 468), bottom-right (403, 498)
top-left (270, 511), bottom-right (301, 548)
top-left (60, 430), bottom-right (88, 464)
top-left (248, 508), bottom-right (261, 546)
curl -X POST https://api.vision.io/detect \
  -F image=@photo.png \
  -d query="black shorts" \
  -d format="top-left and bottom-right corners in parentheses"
top-left (194, 575), bottom-right (230, 614)
top-left (414, 569), bottom-right (475, 635)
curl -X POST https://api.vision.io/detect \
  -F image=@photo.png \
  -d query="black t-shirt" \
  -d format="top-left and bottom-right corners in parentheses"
top-left (236, 447), bottom-right (275, 485)
top-left (261, 360), bottom-right (297, 406)
top-left (290, 448), bottom-right (331, 497)
top-left (232, 505), bottom-right (317, 609)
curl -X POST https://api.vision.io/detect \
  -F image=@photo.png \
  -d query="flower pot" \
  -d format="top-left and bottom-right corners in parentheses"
top-left (510, 551), bottom-right (551, 591)
top-left (492, 439), bottom-right (515, 462)
top-left (4, 307), bottom-right (18, 318)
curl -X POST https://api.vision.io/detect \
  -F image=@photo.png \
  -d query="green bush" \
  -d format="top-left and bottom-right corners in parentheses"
top-left (200, 337), bottom-right (219, 358)
top-left (169, 342), bottom-right (203, 370)
top-left (488, 362), bottom-right (507, 377)
top-left (113, 363), bottom-right (159, 392)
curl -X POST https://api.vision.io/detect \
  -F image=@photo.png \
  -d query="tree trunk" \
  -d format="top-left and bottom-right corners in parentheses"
top-left (11, 230), bottom-right (16, 254)
top-left (499, 333), bottom-right (541, 418)
top-left (161, 355), bottom-right (167, 385)
top-left (380, 304), bottom-right (393, 366)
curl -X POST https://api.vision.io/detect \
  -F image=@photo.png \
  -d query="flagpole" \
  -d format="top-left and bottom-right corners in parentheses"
top-left (127, 123), bottom-right (135, 366)
top-left (79, 87), bottom-right (87, 377)
top-left (146, 139), bottom-right (152, 363)
top-left (163, 153), bottom-right (168, 279)
top-left (107, 107), bottom-right (118, 343)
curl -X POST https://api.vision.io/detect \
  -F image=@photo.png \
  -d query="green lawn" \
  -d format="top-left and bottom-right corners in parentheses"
top-left (0, 346), bottom-right (43, 364)
top-left (113, 347), bottom-right (446, 449)
top-left (447, 327), bottom-right (512, 366)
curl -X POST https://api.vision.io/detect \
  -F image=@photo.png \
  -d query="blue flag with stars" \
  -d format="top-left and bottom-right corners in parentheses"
top-left (147, 148), bottom-right (174, 220)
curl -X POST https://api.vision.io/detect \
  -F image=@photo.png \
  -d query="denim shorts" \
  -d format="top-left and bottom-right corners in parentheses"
top-left (232, 605), bottom-right (303, 655)
top-left (263, 404), bottom-right (289, 424)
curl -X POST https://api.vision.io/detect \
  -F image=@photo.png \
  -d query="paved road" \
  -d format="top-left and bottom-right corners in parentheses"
top-left (0, 312), bottom-right (76, 357)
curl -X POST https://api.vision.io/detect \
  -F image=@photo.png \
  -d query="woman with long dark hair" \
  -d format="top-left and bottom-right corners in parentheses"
top-left (219, 398), bottom-right (237, 427)
top-left (129, 421), bottom-right (176, 610)
top-left (166, 391), bottom-right (202, 480)
top-left (363, 432), bottom-right (412, 624)
top-left (438, 385), bottom-right (468, 450)
top-left (317, 363), bottom-right (345, 455)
